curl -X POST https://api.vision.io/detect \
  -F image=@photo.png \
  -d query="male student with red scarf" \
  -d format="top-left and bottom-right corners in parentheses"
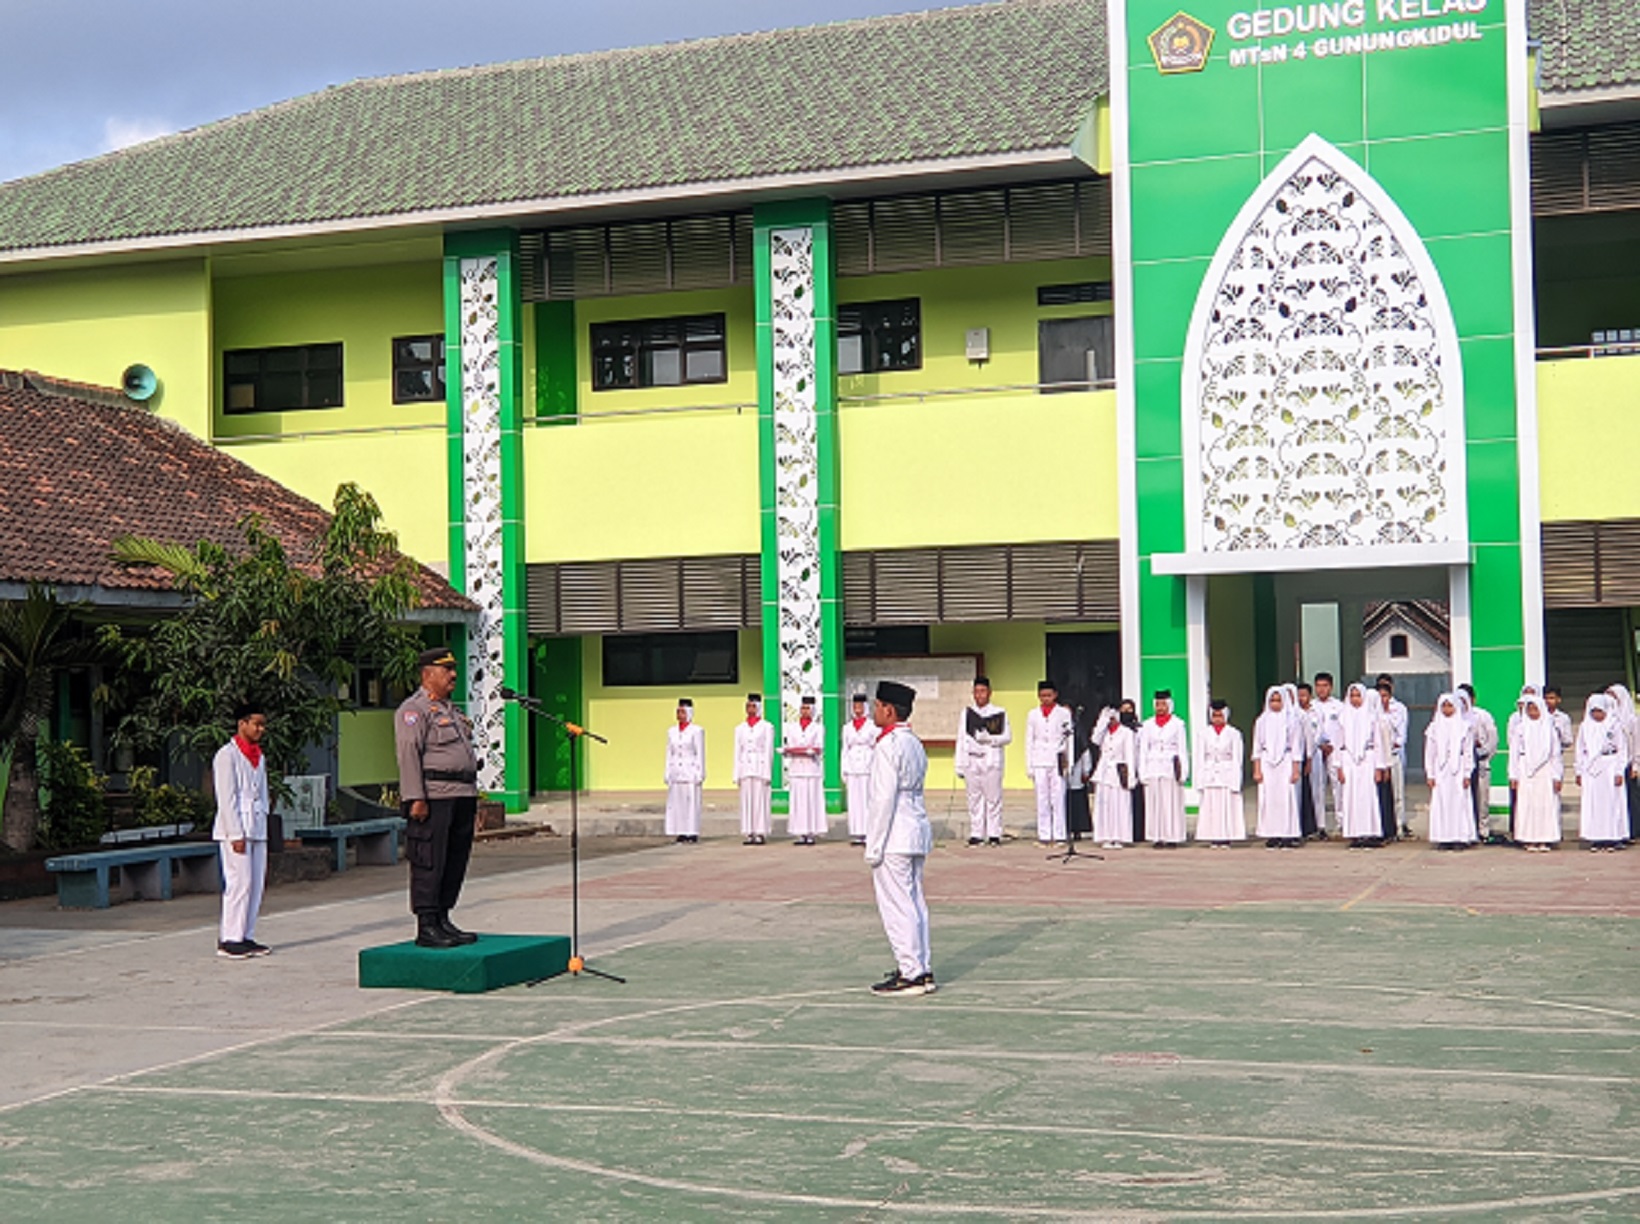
top-left (213, 702), bottom-right (272, 959)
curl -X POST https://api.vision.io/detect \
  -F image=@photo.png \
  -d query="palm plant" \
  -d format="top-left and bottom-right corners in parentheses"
top-left (0, 584), bottom-right (102, 851)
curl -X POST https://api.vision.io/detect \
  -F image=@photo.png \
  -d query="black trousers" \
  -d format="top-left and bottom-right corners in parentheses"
top-left (1627, 777), bottom-right (1640, 841)
top-left (1299, 770), bottom-right (1318, 837)
top-left (1131, 783), bottom-right (1147, 843)
top-left (406, 796), bottom-right (476, 915)
top-left (1376, 777), bottom-right (1397, 841)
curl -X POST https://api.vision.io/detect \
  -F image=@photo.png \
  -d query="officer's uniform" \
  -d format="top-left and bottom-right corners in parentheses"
top-left (395, 649), bottom-right (481, 942)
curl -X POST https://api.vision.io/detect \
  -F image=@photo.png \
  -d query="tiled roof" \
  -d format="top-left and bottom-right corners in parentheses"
top-left (0, 371), bottom-right (472, 612)
top-left (1531, 0), bottom-right (1640, 96)
top-left (0, 0), bottom-right (1105, 255)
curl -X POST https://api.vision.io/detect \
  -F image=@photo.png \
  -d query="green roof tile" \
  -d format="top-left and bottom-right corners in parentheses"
top-left (1531, 0), bottom-right (1640, 95)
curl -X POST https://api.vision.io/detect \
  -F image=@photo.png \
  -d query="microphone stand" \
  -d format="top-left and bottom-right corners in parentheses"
top-left (501, 689), bottom-right (625, 985)
top-left (1049, 708), bottom-right (1103, 864)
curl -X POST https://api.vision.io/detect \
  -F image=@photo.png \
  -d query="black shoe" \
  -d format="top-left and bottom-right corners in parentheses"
top-left (439, 914), bottom-right (478, 945)
top-left (242, 939), bottom-right (272, 956)
top-left (987, 837), bottom-right (1002, 846)
top-left (870, 970), bottom-right (925, 996)
top-left (1317, 830), bottom-right (1331, 841)
top-left (415, 915), bottom-right (461, 949)
top-left (216, 940), bottom-right (253, 959)
top-left (968, 837), bottom-right (982, 846)
top-left (913, 972), bottom-right (938, 995)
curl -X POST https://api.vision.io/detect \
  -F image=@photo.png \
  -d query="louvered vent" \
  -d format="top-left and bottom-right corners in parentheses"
top-left (842, 540), bottom-right (1119, 625)
top-left (1531, 122), bottom-right (1640, 215)
top-left (1595, 519), bottom-right (1640, 604)
top-left (1538, 519), bottom-right (1640, 608)
top-left (528, 555), bottom-right (757, 634)
top-left (526, 213), bottom-right (752, 301)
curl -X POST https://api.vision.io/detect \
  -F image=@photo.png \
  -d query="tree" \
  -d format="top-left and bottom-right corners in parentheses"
top-left (101, 483), bottom-right (425, 779)
top-left (0, 585), bottom-right (103, 852)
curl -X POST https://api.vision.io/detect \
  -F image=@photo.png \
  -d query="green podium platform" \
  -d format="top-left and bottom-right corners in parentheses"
top-left (358, 933), bottom-right (571, 993)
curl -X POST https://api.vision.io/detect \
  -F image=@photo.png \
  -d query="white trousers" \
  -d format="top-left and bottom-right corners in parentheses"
top-left (1146, 779), bottom-right (1187, 843)
top-left (845, 774), bottom-right (870, 839)
top-left (218, 839), bottom-right (267, 944)
top-left (788, 777), bottom-right (827, 837)
top-left (872, 853), bottom-right (931, 980)
top-left (739, 778), bottom-right (771, 836)
top-left (966, 769), bottom-right (1004, 840)
top-left (665, 782), bottom-right (701, 836)
top-left (1031, 767), bottom-right (1066, 841)
top-left (1390, 757), bottom-right (1405, 828)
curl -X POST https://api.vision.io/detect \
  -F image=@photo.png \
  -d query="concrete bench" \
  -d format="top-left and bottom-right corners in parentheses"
top-left (45, 842), bottom-right (221, 909)
top-left (296, 817), bottom-right (406, 873)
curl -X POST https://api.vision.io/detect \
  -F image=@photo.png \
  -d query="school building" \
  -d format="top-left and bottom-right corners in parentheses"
top-left (0, 0), bottom-right (1634, 809)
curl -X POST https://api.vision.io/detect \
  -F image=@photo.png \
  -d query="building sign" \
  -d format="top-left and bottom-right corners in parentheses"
top-left (1109, 0), bottom-right (1540, 731)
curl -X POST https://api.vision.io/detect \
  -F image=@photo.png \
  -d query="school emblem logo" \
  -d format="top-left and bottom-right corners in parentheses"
top-left (1149, 12), bottom-right (1215, 74)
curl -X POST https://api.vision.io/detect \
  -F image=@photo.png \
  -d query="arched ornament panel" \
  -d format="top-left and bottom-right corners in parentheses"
top-left (1174, 134), bottom-right (1468, 572)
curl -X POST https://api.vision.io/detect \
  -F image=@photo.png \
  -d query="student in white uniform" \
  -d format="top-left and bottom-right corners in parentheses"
top-left (733, 692), bottom-right (774, 846)
top-left (1576, 692), bottom-right (1630, 851)
top-left (1312, 672), bottom-right (1345, 834)
top-left (865, 680), bottom-right (935, 997)
top-left (783, 694), bottom-right (826, 845)
top-left (1373, 675), bottom-right (1411, 839)
top-left (664, 698), bottom-right (705, 843)
top-left (1457, 683), bottom-right (1499, 841)
top-left (1544, 686), bottom-right (1574, 753)
top-left (1505, 684), bottom-right (1542, 841)
top-left (1138, 689), bottom-right (1189, 847)
top-left (1295, 682), bottom-right (1325, 839)
top-left (841, 693), bottom-right (876, 848)
top-left (1194, 699), bottom-right (1245, 846)
top-left (1336, 683), bottom-right (1384, 847)
top-left (1025, 680), bottom-right (1075, 846)
top-left (1092, 706), bottom-right (1135, 849)
top-left (1510, 694), bottom-right (1563, 852)
top-left (1424, 693), bottom-right (1476, 849)
top-left (955, 676), bottom-right (1011, 846)
top-left (1252, 686), bottom-right (1303, 848)
top-left (213, 702), bottom-right (272, 959)
top-left (1604, 683), bottom-right (1640, 842)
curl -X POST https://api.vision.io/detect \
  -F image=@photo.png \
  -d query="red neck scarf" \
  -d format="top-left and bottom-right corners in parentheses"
top-left (799, 716), bottom-right (812, 729)
top-left (877, 722), bottom-right (901, 743)
top-left (234, 733), bottom-right (263, 769)
top-left (852, 716), bottom-right (867, 731)
top-left (1039, 702), bottom-right (1055, 716)
top-left (1156, 712), bottom-right (1172, 727)
top-left (747, 714), bottom-right (760, 726)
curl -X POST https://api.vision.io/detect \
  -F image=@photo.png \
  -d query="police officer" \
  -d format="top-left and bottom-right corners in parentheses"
top-left (396, 647), bottom-right (482, 949)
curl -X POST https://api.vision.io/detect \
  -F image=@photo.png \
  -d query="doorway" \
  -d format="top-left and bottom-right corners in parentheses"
top-left (1045, 631), bottom-right (1122, 734)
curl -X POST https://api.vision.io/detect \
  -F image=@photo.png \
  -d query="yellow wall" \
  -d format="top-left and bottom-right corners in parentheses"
top-left (836, 260), bottom-right (1119, 549)
top-left (0, 258), bottom-right (212, 436)
top-left (222, 429), bottom-right (451, 566)
top-left (1538, 354), bottom-right (1640, 521)
top-left (579, 630), bottom-right (763, 790)
top-left (212, 260), bottom-right (444, 438)
top-left (338, 710), bottom-right (398, 787)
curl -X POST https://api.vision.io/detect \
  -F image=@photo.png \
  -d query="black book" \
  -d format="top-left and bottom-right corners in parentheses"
top-left (966, 709), bottom-right (1005, 737)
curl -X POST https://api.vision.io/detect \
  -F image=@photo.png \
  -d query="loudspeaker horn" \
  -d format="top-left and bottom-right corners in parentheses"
top-left (121, 364), bottom-right (159, 402)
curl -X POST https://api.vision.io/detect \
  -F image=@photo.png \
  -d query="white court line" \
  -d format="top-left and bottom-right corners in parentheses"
top-left (92, 1082), bottom-right (1640, 1171)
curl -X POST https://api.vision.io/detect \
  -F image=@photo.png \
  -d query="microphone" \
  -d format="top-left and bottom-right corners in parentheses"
top-left (498, 685), bottom-right (520, 699)
top-left (497, 686), bottom-right (541, 706)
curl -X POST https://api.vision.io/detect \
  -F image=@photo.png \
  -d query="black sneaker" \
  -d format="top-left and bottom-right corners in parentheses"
top-left (216, 941), bottom-right (252, 959)
top-left (987, 837), bottom-right (1002, 846)
top-left (968, 837), bottom-right (982, 846)
top-left (243, 940), bottom-right (272, 957)
top-left (913, 972), bottom-right (938, 995)
top-left (870, 970), bottom-right (924, 996)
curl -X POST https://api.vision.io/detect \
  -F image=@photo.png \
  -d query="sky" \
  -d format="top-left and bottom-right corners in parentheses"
top-left (0, 0), bottom-right (971, 184)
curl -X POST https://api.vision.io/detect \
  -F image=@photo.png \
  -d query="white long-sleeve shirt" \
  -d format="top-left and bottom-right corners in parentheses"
top-left (732, 718), bottom-right (775, 783)
top-left (1195, 724), bottom-right (1243, 792)
top-left (954, 703), bottom-right (1012, 775)
top-left (664, 723), bottom-right (706, 785)
top-left (864, 724), bottom-right (932, 865)
top-left (841, 717), bottom-right (877, 778)
top-left (1024, 704), bottom-right (1074, 772)
top-left (1138, 716), bottom-right (1190, 785)
top-left (1093, 724), bottom-right (1135, 789)
top-left (212, 740), bottom-right (269, 842)
top-left (783, 718), bottom-right (824, 778)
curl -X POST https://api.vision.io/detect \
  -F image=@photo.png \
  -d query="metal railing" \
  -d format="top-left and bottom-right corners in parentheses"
top-left (1535, 341), bottom-right (1640, 361)
top-left (211, 420), bottom-right (444, 445)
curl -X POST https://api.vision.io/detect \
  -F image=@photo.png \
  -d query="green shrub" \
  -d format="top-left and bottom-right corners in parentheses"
top-left (36, 740), bottom-right (107, 851)
top-left (130, 765), bottom-right (212, 828)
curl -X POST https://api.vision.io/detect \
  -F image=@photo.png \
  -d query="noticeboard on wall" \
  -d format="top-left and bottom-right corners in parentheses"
top-left (841, 654), bottom-right (981, 746)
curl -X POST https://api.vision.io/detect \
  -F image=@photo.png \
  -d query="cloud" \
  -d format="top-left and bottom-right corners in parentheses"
top-left (102, 116), bottom-right (174, 152)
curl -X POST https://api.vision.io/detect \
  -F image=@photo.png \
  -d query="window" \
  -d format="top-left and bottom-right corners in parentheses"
top-left (845, 626), bottom-right (931, 658)
top-left (1037, 317), bottom-right (1114, 392)
top-left (224, 343), bottom-right (343, 413)
top-left (838, 298), bottom-right (921, 374)
top-left (1389, 634), bottom-right (1410, 659)
top-left (602, 631), bottom-right (739, 687)
top-left (392, 335), bottom-right (446, 404)
top-left (342, 665), bottom-right (410, 710)
top-left (590, 314), bottom-right (727, 391)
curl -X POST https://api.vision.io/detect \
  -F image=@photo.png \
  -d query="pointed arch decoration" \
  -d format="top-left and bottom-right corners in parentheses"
top-left (1166, 135), bottom-right (1469, 574)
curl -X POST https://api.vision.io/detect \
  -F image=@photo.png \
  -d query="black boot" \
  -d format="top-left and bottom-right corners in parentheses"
top-left (439, 912), bottom-right (478, 945)
top-left (416, 912), bottom-right (460, 949)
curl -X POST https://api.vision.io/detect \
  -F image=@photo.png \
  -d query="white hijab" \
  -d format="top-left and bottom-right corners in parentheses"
top-left (1253, 687), bottom-right (1291, 764)
top-left (1515, 694), bottom-right (1557, 776)
top-left (1579, 692), bottom-right (1618, 758)
top-left (1606, 684), bottom-right (1635, 733)
top-left (1338, 683), bottom-right (1376, 757)
top-left (1427, 692), bottom-right (1467, 773)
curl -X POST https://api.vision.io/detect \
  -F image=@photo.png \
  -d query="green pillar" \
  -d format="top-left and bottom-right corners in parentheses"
top-left (443, 230), bottom-right (528, 813)
top-left (753, 201), bottom-right (844, 810)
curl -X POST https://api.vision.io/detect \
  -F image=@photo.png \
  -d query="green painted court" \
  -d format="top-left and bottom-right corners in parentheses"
top-left (1, 836), bottom-right (1635, 1219)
